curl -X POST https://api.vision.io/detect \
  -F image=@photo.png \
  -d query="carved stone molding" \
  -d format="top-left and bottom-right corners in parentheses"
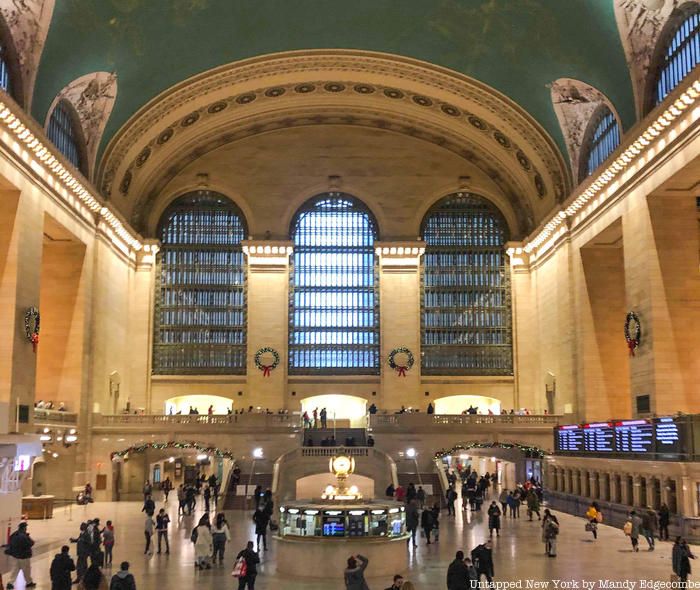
top-left (45, 72), bottom-right (118, 179)
top-left (96, 50), bottom-right (570, 229)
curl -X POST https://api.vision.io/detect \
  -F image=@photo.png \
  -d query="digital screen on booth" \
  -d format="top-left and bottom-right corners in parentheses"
top-left (614, 419), bottom-right (654, 453)
top-left (322, 517), bottom-right (345, 537)
top-left (654, 417), bottom-right (682, 455)
top-left (583, 422), bottom-right (615, 452)
top-left (556, 424), bottom-right (584, 452)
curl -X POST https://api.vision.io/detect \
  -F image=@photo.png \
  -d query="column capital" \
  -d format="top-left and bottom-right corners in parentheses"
top-left (375, 241), bottom-right (426, 272)
top-left (242, 240), bottom-right (293, 272)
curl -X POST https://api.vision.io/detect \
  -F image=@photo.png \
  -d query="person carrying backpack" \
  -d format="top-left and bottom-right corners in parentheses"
top-left (542, 509), bottom-right (559, 557)
top-left (109, 561), bottom-right (136, 590)
top-left (5, 521), bottom-right (36, 589)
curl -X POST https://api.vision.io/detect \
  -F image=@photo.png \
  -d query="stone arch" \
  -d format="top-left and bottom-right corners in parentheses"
top-left (96, 50), bottom-right (570, 237)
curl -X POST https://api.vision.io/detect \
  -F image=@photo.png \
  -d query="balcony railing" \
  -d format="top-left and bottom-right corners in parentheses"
top-left (93, 413), bottom-right (299, 430)
top-left (301, 446), bottom-right (370, 457)
top-left (33, 409), bottom-right (79, 425)
top-left (369, 413), bottom-right (560, 428)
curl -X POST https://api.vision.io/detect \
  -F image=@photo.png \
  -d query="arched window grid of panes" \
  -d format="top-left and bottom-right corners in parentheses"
top-left (420, 193), bottom-right (513, 375)
top-left (0, 43), bottom-right (11, 95)
top-left (289, 193), bottom-right (380, 374)
top-left (47, 102), bottom-right (83, 173)
top-left (153, 191), bottom-right (247, 375)
top-left (581, 108), bottom-right (620, 181)
top-left (654, 7), bottom-right (700, 106)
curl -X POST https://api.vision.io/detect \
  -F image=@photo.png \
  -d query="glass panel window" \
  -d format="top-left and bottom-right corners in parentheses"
top-left (0, 43), bottom-right (10, 95)
top-left (583, 108), bottom-right (620, 180)
top-left (421, 193), bottom-right (512, 375)
top-left (153, 191), bottom-right (247, 374)
top-left (47, 102), bottom-right (83, 172)
top-left (655, 8), bottom-right (700, 105)
top-left (289, 193), bottom-right (379, 374)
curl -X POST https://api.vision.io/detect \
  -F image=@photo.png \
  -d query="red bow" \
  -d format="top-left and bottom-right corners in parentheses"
top-left (397, 366), bottom-right (407, 377)
top-left (262, 365), bottom-right (272, 377)
top-left (627, 339), bottom-right (637, 357)
top-left (30, 333), bottom-right (39, 353)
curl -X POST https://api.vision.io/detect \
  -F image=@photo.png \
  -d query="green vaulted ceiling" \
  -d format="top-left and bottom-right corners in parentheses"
top-left (32, 0), bottom-right (635, 160)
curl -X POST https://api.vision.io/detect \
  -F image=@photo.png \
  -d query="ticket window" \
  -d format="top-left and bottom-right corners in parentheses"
top-left (370, 510), bottom-right (388, 536)
top-left (347, 510), bottom-right (368, 537)
top-left (387, 508), bottom-right (405, 537)
top-left (322, 512), bottom-right (346, 537)
top-left (282, 509), bottom-right (319, 536)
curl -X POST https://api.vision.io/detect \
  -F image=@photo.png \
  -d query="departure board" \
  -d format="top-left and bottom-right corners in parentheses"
top-left (556, 424), bottom-right (584, 452)
top-left (654, 417), bottom-right (682, 455)
top-left (614, 419), bottom-right (654, 453)
top-left (583, 422), bottom-right (615, 452)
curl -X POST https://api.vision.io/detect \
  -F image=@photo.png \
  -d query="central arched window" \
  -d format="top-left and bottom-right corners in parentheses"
top-left (580, 107), bottom-right (620, 181)
top-left (651, 4), bottom-right (700, 108)
top-left (47, 101), bottom-right (86, 174)
top-left (289, 193), bottom-right (379, 374)
top-left (153, 191), bottom-right (247, 374)
top-left (421, 193), bottom-right (512, 375)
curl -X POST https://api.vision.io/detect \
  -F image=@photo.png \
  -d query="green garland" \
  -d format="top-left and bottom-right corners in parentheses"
top-left (255, 347), bottom-right (280, 376)
top-left (110, 441), bottom-right (235, 461)
top-left (434, 441), bottom-right (546, 460)
top-left (388, 347), bottom-right (414, 376)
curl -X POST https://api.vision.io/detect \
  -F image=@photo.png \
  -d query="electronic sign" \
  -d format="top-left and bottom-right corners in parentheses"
top-left (614, 419), bottom-right (654, 453)
top-left (583, 422), bottom-right (614, 452)
top-left (556, 424), bottom-right (584, 452)
top-left (654, 416), bottom-right (682, 455)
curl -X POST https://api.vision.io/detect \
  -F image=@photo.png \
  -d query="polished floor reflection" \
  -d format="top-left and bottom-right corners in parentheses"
top-left (0, 495), bottom-right (687, 589)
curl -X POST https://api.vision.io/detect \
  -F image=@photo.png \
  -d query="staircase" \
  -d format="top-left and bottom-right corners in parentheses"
top-left (396, 472), bottom-right (446, 507)
top-left (302, 427), bottom-right (367, 447)
top-left (223, 472), bottom-right (273, 510)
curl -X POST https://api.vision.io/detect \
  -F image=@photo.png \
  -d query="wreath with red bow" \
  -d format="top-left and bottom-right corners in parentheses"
top-left (388, 347), bottom-right (414, 377)
top-left (624, 311), bottom-right (641, 356)
top-left (24, 307), bottom-right (40, 353)
top-left (254, 347), bottom-right (280, 377)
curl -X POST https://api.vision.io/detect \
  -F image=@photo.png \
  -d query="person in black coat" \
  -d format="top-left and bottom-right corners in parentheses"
top-left (253, 507), bottom-right (270, 551)
top-left (50, 546), bottom-right (75, 590)
top-left (141, 494), bottom-right (155, 517)
top-left (488, 501), bottom-right (502, 537)
top-left (83, 562), bottom-right (105, 590)
top-left (6, 521), bottom-right (36, 589)
top-left (236, 541), bottom-right (260, 590)
top-left (446, 551), bottom-right (470, 590)
top-left (420, 508), bottom-right (434, 544)
top-left (471, 540), bottom-right (494, 583)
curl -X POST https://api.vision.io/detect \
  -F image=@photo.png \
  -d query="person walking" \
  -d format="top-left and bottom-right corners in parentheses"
top-left (142, 493), bottom-right (155, 517)
top-left (659, 503), bottom-right (670, 541)
top-left (235, 541), bottom-right (260, 590)
top-left (487, 501), bottom-right (502, 537)
top-left (143, 480), bottom-right (152, 501)
top-left (320, 407), bottom-right (328, 429)
top-left (5, 521), bottom-right (36, 589)
top-left (253, 485), bottom-right (263, 510)
top-left (185, 485), bottom-right (196, 515)
top-left (177, 485), bottom-right (186, 516)
top-left (673, 537), bottom-right (696, 583)
top-left (585, 501), bottom-right (601, 540)
top-left (71, 522), bottom-right (91, 584)
top-left (446, 550), bottom-right (470, 590)
top-left (344, 554), bottom-right (369, 590)
top-left (203, 485), bottom-right (212, 513)
top-left (49, 545), bottom-right (75, 590)
top-left (193, 514), bottom-right (213, 569)
top-left (156, 508), bottom-right (170, 554)
top-left (627, 510), bottom-right (643, 552)
top-left (421, 506), bottom-right (434, 544)
top-left (526, 489), bottom-right (541, 521)
top-left (642, 507), bottom-right (658, 551)
top-left (471, 540), bottom-right (494, 583)
top-left (212, 513), bottom-right (231, 564)
top-left (143, 514), bottom-right (155, 555)
top-left (102, 521), bottom-right (115, 566)
top-left (431, 502), bottom-right (441, 542)
top-left (109, 562), bottom-right (136, 590)
top-left (405, 500), bottom-right (419, 547)
top-left (498, 488), bottom-right (509, 517)
top-left (162, 477), bottom-right (173, 503)
top-left (446, 486), bottom-right (457, 516)
top-left (253, 506), bottom-right (270, 551)
top-left (416, 486), bottom-right (426, 509)
top-left (542, 509), bottom-right (559, 557)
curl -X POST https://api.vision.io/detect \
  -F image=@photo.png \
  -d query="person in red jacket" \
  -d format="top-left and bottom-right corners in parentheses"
top-left (394, 484), bottom-right (405, 502)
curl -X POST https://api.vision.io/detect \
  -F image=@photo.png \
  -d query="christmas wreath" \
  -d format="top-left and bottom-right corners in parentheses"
top-left (255, 347), bottom-right (280, 377)
top-left (24, 307), bottom-right (40, 353)
top-left (388, 347), bottom-right (414, 377)
top-left (624, 311), bottom-right (641, 356)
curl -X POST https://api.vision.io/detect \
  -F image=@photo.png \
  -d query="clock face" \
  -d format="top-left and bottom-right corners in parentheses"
top-left (332, 456), bottom-right (352, 475)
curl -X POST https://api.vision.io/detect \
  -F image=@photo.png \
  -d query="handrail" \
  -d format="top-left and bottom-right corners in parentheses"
top-left (301, 447), bottom-right (369, 457)
top-left (33, 409), bottom-right (79, 424)
top-left (369, 413), bottom-right (561, 426)
top-left (95, 413), bottom-right (299, 427)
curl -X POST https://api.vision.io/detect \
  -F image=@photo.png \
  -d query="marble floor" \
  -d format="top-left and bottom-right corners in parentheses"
top-left (0, 495), bottom-right (688, 589)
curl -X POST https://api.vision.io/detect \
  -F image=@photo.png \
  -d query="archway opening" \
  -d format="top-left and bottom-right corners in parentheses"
top-left (164, 394), bottom-right (233, 415)
top-left (300, 394), bottom-right (367, 427)
top-left (433, 395), bottom-right (501, 415)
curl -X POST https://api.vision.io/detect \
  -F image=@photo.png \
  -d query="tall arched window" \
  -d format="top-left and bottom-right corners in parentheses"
top-left (0, 17), bottom-right (22, 104)
top-left (47, 101), bottom-right (86, 174)
top-left (580, 107), bottom-right (620, 181)
top-left (651, 4), bottom-right (700, 107)
top-left (421, 193), bottom-right (512, 375)
top-left (289, 193), bottom-right (379, 374)
top-left (153, 191), bottom-right (247, 374)
top-left (0, 42), bottom-right (11, 95)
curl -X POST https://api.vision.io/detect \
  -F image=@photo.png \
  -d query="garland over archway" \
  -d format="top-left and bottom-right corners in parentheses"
top-left (110, 440), bottom-right (235, 461)
top-left (434, 440), bottom-right (546, 460)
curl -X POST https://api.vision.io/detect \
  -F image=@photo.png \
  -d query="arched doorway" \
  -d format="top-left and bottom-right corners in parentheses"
top-left (433, 395), bottom-right (502, 415)
top-left (300, 394), bottom-right (368, 427)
